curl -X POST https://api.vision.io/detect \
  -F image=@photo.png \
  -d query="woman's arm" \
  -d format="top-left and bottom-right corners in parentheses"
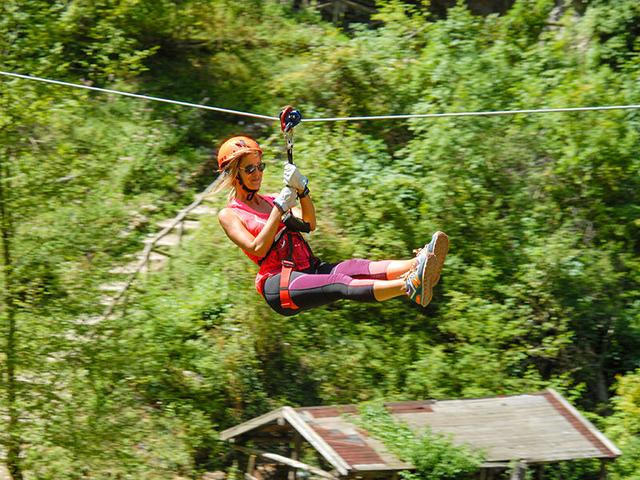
top-left (284, 164), bottom-right (316, 231)
top-left (218, 206), bottom-right (283, 258)
top-left (293, 195), bottom-right (316, 231)
top-left (219, 187), bottom-right (297, 258)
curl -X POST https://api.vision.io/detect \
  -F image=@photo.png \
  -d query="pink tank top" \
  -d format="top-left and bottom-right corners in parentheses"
top-left (227, 196), bottom-right (314, 294)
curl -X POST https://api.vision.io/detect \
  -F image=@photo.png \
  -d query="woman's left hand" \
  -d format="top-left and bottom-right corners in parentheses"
top-left (283, 163), bottom-right (309, 194)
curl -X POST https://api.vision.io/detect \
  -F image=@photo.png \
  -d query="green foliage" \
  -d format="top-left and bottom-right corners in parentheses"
top-left (606, 370), bottom-right (640, 480)
top-left (533, 459), bottom-right (603, 480)
top-left (354, 402), bottom-right (485, 480)
top-left (586, 0), bottom-right (640, 69)
top-left (1, 0), bottom-right (639, 477)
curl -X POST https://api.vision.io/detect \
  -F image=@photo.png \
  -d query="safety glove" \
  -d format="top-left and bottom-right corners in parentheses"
top-left (283, 164), bottom-right (309, 196)
top-left (273, 186), bottom-right (297, 213)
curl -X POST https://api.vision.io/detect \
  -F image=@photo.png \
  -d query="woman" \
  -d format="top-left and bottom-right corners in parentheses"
top-left (216, 136), bottom-right (448, 316)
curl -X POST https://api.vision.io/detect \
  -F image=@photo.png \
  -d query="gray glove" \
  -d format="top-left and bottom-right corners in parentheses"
top-left (283, 163), bottom-right (309, 194)
top-left (273, 186), bottom-right (297, 213)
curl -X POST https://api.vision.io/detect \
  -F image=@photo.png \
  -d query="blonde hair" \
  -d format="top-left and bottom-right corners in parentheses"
top-left (211, 154), bottom-right (244, 202)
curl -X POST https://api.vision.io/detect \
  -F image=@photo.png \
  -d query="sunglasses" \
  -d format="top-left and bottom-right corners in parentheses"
top-left (243, 162), bottom-right (266, 174)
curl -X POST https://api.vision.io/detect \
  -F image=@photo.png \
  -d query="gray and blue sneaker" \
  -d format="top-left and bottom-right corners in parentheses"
top-left (405, 252), bottom-right (439, 307)
top-left (414, 231), bottom-right (449, 286)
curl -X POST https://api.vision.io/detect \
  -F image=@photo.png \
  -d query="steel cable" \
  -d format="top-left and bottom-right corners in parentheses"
top-left (2, 70), bottom-right (639, 122)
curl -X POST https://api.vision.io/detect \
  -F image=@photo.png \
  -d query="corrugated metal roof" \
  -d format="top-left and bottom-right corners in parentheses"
top-left (310, 425), bottom-right (385, 466)
top-left (220, 389), bottom-right (621, 475)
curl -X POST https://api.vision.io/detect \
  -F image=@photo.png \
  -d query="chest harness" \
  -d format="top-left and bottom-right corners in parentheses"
top-left (259, 106), bottom-right (313, 310)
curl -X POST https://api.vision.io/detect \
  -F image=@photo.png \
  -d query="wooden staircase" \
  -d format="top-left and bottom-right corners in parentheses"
top-left (96, 180), bottom-right (219, 321)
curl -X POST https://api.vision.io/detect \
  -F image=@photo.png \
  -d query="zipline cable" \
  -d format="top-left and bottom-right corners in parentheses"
top-left (2, 70), bottom-right (640, 121)
top-left (301, 105), bottom-right (640, 122)
top-left (0, 71), bottom-right (278, 121)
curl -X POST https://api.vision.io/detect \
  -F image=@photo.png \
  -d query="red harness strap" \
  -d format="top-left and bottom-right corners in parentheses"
top-left (279, 229), bottom-right (300, 310)
top-left (279, 260), bottom-right (298, 310)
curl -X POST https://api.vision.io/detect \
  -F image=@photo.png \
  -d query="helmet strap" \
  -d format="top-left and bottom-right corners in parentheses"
top-left (236, 175), bottom-right (258, 201)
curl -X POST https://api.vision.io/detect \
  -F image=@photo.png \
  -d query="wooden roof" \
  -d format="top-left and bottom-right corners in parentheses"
top-left (220, 389), bottom-right (621, 475)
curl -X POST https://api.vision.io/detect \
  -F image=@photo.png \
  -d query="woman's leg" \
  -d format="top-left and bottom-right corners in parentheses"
top-left (372, 278), bottom-right (406, 301)
top-left (262, 270), bottom-right (406, 316)
top-left (328, 258), bottom-right (416, 281)
top-left (326, 232), bottom-right (449, 282)
top-left (380, 260), bottom-right (416, 280)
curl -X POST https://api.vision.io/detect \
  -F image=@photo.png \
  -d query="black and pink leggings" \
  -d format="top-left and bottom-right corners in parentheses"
top-left (262, 259), bottom-right (392, 316)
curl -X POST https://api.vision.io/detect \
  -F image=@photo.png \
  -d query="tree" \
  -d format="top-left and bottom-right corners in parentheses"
top-left (606, 369), bottom-right (640, 480)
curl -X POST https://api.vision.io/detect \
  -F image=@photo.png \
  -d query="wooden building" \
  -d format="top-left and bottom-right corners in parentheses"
top-left (220, 389), bottom-right (621, 480)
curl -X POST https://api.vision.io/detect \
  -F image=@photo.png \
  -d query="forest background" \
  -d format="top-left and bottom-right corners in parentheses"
top-left (1, 0), bottom-right (639, 479)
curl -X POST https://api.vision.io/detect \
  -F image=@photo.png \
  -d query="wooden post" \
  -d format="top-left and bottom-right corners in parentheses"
top-left (236, 451), bottom-right (247, 479)
top-left (294, 433), bottom-right (302, 461)
top-left (332, 0), bottom-right (342, 23)
top-left (599, 460), bottom-right (608, 480)
top-left (510, 461), bottom-right (527, 480)
top-left (288, 434), bottom-right (302, 480)
top-left (288, 434), bottom-right (300, 480)
top-left (178, 219), bottom-right (186, 243)
top-left (247, 454), bottom-right (256, 479)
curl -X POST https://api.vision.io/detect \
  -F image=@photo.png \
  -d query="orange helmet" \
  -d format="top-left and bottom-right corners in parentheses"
top-left (217, 136), bottom-right (262, 171)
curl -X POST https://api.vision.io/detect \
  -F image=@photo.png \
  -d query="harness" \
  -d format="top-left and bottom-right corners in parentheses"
top-left (258, 224), bottom-right (315, 310)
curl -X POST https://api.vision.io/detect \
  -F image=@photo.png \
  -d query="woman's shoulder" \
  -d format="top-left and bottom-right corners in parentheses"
top-left (218, 206), bottom-right (238, 224)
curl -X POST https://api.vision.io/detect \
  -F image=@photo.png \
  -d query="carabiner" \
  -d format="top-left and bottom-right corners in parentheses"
top-left (279, 105), bottom-right (303, 133)
top-left (279, 105), bottom-right (302, 164)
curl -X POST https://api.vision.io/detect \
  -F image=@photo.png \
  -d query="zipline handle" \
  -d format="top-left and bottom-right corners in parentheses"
top-left (278, 105), bottom-right (310, 233)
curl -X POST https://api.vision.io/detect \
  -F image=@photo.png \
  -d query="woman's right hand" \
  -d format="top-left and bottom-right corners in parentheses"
top-left (274, 186), bottom-right (297, 213)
